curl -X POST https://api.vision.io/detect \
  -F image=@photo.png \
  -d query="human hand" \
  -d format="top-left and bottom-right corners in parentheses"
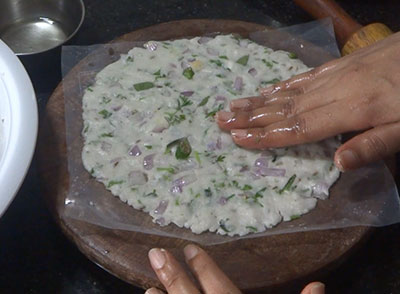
top-left (145, 244), bottom-right (325, 294)
top-left (216, 32), bottom-right (400, 171)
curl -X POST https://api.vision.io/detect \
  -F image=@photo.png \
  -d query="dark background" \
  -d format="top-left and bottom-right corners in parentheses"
top-left (1, 1), bottom-right (400, 293)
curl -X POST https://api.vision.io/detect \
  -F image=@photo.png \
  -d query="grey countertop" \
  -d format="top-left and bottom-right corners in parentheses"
top-left (1, 1), bottom-right (399, 293)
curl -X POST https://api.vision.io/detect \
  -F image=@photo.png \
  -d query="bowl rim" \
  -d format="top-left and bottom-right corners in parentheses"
top-left (14, 0), bottom-right (86, 56)
top-left (0, 39), bottom-right (38, 217)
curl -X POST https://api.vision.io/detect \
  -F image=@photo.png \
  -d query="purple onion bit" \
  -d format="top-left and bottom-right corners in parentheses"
top-left (144, 41), bottom-right (158, 51)
top-left (215, 95), bottom-right (226, 102)
top-left (143, 154), bottom-right (155, 170)
top-left (101, 142), bottom-right (112, 152)
top-left (218, 197), bottom-right (228, 205)
top-left (129, 170), bottom-right (148, 185)
top-left (254, 157), bottom-right (269, 168)
top-left (170, 173), bottom-right (197, 193)
top-left (206, 47), bottom-right (219, 56)
top-left (198, 36), bottom-right (212, 44)
top-left (312, 182), bottom-right (329, 199)
top-left (156, 217), bottom-right (166, 226)
top-left (129, 145), bottom-right (142, 157)
top-left (154, 200), bottom-right (169, 215)
top-left (181, 61), bottom-right (190, 69)
top-left (233, 76), bottom-right (243, 91)
top-left (253, 166), bottom-right (286, 177)
top-left (248, 68), bottom-right (257, 77)
top-left (180, 91), bottom-right (194, 97)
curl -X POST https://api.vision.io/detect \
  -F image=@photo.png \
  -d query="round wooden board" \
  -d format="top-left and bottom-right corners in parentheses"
top-left (37, 19), bottom-right (371, 293)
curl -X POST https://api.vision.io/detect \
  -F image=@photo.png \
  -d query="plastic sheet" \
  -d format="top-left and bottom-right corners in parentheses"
top-left (61, 19), bottom-right (400, 245)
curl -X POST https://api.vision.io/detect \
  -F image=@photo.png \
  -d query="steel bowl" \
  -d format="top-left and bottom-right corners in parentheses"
top-left (0, 0), bottom-right (85, 55)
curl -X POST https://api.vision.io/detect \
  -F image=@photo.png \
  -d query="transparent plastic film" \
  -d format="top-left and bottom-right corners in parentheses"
top-left (61, 19), bottom-right (400, 245)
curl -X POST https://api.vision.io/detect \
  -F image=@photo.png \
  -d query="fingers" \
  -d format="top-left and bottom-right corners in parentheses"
top-left (335, 122), bottom-right (400, 171)
top-left (230, 99), bottom-right (367, 149)
top-left (183, 244), bottom-right (241, 294)
top-left (148, 248), bottom-right (199, 294)
top-left (300, 282), bottom-right (325, 294)
top-left (145, 288), bottom-right (165, 294)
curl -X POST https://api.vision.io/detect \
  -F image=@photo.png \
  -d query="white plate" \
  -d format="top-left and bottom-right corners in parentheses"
top-left (0, 39), bottom-right (37, 217)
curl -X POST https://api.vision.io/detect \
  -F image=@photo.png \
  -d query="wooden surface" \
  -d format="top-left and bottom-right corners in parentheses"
top-left (293, 0), bottom-right (361, 47)
top-left (37, 19), bottom-right (371, 293)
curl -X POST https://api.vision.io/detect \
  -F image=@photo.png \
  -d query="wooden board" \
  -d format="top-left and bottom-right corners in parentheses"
top-left (37, 19), bottom-right (371, 293)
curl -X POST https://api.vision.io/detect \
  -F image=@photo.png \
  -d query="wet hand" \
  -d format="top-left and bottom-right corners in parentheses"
top-left (216, 32), bottom-right (400, 171)
top-left (145, 244), bottom-right (324, 294)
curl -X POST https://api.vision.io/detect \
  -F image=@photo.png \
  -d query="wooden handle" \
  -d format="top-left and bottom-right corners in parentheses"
top-left (293, 0), bottom-right (362, 47)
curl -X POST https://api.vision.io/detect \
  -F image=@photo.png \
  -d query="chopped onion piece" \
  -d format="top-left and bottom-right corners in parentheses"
top-left (143, 154), bottom-right (155, 170)
top-left (129, 170), bottom-right (148, 185)
top-left (144, 41), bottom-right (158, 51)
top-left (180, 91), bottom-right (194, 97)
top-left (129, 145), bottom-right (142, 156)
top-left (253, 166), bottom-right (286, 177)
top-left (218, 197), bottom-right (228, 205)
top-left (154, 200), bottom-right (169, 215)
top-left (156, 217), bottom-right (165, 225)
top-left (248, 68), bottom-right (257, 76)
top-left (198, 36), bottom-right (212, 44)
top-left (312, 182), bottom-right (329, 199)
top-left (207, 47), bottom-right (219, 56)
top-left (233, 76), bottom-right (243, 91)
top-left (254, 157), bottom-right (269, 168)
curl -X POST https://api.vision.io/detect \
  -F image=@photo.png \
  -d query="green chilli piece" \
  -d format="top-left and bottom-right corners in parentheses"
top-left (279, 174), bottom-right (297, 194)
top-left (236, 55), bottom-right (249, 66)
top-left (134, 82), bottom-right (154, 91)
top-left (175, 137), bottom-right (192, 160)
top-left (182, 67), bottom-right (195, 80)
top-left (98, 109), bottom-right (112, 119)
top-left (107, 180), bottom-right (124, 188)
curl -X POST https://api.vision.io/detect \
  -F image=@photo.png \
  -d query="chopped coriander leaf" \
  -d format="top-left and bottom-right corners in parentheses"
top-left (164, 82), bottom-right (171, 87)
top-left (290, 214), bottom-right (301, 220)
top-left (83, 125), bottom-right (89, 133)
top-left (279, 174), bottom-right (297, 194)
top-left (246, 226), bottom-right (258, 232)
top-left (144, 189), bottom-right (158, 197)
top-left (87, 87), bottom-right (93, 92)
top-left (262, 59), bottom-right (273, 68)
top-left (107, 180), bottom-right (124, 188)
top-left (100, 132), bottom-right (113, 137)
top-left (175, 198), bottom-right (180, 206)
top-left (101, 96), bottom-right (111, 104)
top-left (177, 95), bottom-right (193, 110)
top-left (198, 96), bottom-right (210, 107)
top-left (210, 59), bottom-right (223, 67)
top-left (205, 104), bottom-right (224, 118)
top-left (165, 112), bottom-right (186, 125)
top-left (216, 74), bottom-right (225, 78)
top-left (204, 187), bottom-right (212, 197)
top-left (242, 184), bottom-right (252, 191)
top-left (175, 137), bottom-right (192, 160)
top-left (153, 69), bottom-right (166, 79)
top-left (99, 109), bottom-right (112, 119)
top-left (288, 52), bottom-right (298, 59)
top-left (126, 56), bottom-right (134, 62)
top-left (236, 55), bottom-right (249, 66)
top-left (89, 168), bottom-right (95, 175)
top-left (157, 167), bottom-right (176, 174)
top-left (226, 194), bottom-right (235, 200)
top-left (219, 219), bottom-right (230, 232)
top-left (134, 82), bottom-right (154, 91)
top-left (219, 55), bottom-right (228, 59)
top-left (272, 155), bottom-right (278, 162)
top-left (116, 94), bottom-right (127, 99)
top-left (261, 78), bottom-right (280, 85)
top-left (144, 145), bottom-right (153, 149)
top-left (182, 67), bottom-right (195, 80)
top-left (215, 155), bottom-right (225, 163)
top-left (254, 187), bottom-right (267, 199)
top-left (194, 151), bottom-right (201, 165)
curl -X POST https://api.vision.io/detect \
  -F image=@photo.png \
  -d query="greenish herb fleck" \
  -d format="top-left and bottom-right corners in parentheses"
top-left (262, 59), bottom-right (273, 68)
top-left (194, 151), bottom-right (201, 165)
top-left (219, 219), bottom-right (230, 232)
top-left (126, 56), bottom-right (134, 62)
top-left (246, 226), bottom-right (258, 232)
top-left (144, 189), bottom-right (158, 197)
top-left (99, 109), bottom-right (112, 119)
top-left (288, 52), bottom-right (298, 59)
top-left (165, 113), bottom-right (186, 125)
top-left (279, 175), bottom-right (297, 194)
top-left (153, 69), bottom-right (166, 80)
top-left (182, 67), bottom-right (195, 80)
top-left (290, 214), bottom-right (301, 220)
top-left (198, 96), bottom-right (210, 107)
top-left (87, 87), bottom-right (93, 92)
top-left (205, 104), bottom-right (224, 118)
top-left (100, 132), bottom-right (113, 138)
top-left (261, 78), bottom-right (280, 86)
top-left (107, 180), bottom-right (124, 188)
top-left (134, 82), bottom-right (154, 91)
top-left (175, 137), bottom-right (192, 160)
top-left (227, 194), bottom-right (235, 200)
top-left (215, 155), bottom-right (225, 163)
top-left (210, 59), bottom-right (223, 67)
top-left (242, 184), bottom-right (253, 191)
top-left (83, 125), bottom-right (89, 133)
top-left (204, 187), bottom-right (212, 197)
top-left (236, 55), bottom-right (249, 66)
top-left (144, 145), bottom-right (153, 150)
top-left (157, 167), bottom-right (176, 174)
top-left (216, 74), bottom-right (225, 78)
top-left (219, 55), bottom-right (228, 60)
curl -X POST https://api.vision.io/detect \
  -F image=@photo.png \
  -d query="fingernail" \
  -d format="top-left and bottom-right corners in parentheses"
top-left (231, 129), bottom-right (248, 138)
top-left (230, 99), bottom-right (249, 109)
top-left (216, 111), bottom-right (235, 121)
top-left (184, 244), bottom-right (199, 260)
top-left (336, 149), bottom-right (358, 172)
top-left (149, 248), bottom-right (166, 270)
top-left (145, 288), bottom-right (164, 294)
top-left (311, 282), bottom-right (325, 294)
